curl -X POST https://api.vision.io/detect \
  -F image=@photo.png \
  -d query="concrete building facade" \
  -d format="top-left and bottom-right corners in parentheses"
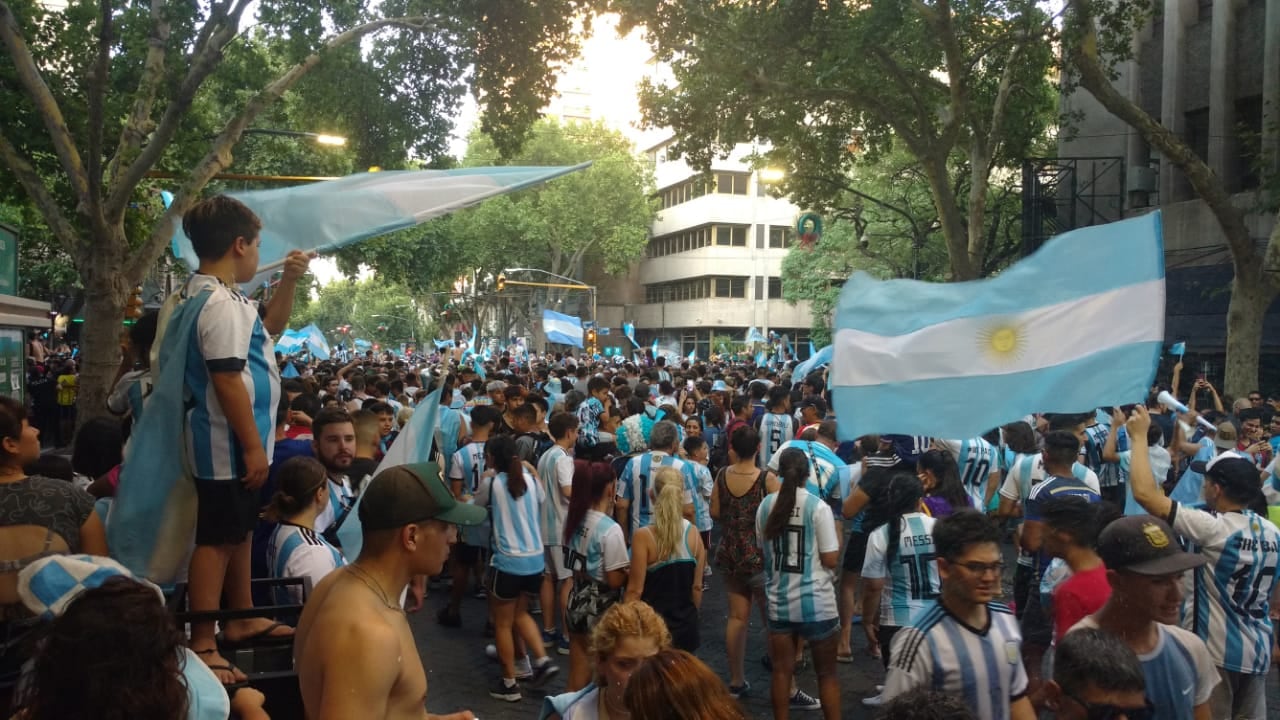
top-left (1057, 0), bottom-right (1280, 376)
top-left (588, 141), bottom-right (815, 357)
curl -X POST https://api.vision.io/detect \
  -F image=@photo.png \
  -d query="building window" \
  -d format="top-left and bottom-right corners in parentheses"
top-left (648, 224), bottom-right (716, 258)
top-left (713, 277), bottom-right (747, 298)
top-left (769, 226), bottom-right (792, 249)
top-left (767, 277), bottom-right (783, 299)
top-left (1184, 108), bottom-right (1210, 172)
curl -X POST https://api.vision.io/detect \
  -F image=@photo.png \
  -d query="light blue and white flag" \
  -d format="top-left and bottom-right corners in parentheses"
top-left (808, 340), bottom-right (817, 359)
top-left (338, 388), bottom-right (442, 561)
top-left (755, 350), bottom-right (767, 366)
top-left (170, 165), bottom-right (591, 276)
top-left (298, 324), bottom-right (331, 361)
top-left (830, 212), bottom-right (1165, 441)
top-left (353, 338), bottom-right (372, 350)
top-left (280, 362), bottom-right (300, 379)
top-left (651, 338), bottom-right (659, 357)
top-left (1170, 341), bottom-right (1186, 357)
top-left (687, 349), bottom-right (696, 363)
top-left (460, 326), bottom-right (477, 360)
top-left (622, 322), bottom-right (639, 348)
top-left (473, 356), bottom-right (487, 380)
top-left (433, 339), bottom-right (455, 350)
top-left (542, 309), bottom-right (584, 348)
top-left (794, 344), bottom-right (833, 379)
top-left (746, 326), bottom-right (766, 344)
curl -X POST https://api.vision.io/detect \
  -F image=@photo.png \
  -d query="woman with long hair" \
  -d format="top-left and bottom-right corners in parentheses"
top-left (264, 456), bottom-right (344, 606)
top-left (708, 425), bottom-right (779, 698)
top-left (757, 447), bottom-right (841, 720)
top-left (859, 473), bottom-right (938, 708)
top-left (561, 460), bottom-right (630, 691)
top-left (915, 450), bottom-right (971, 518)
top-left (478, 434), bottom-right (558, 702)
top-left (540, 601), bottom-right (673, 720)
top-left (625, 466), bottom-right (705, 651)
top-left (624, 649), bottom-right (746, 720)
top-left (16, 575), bottom-right (266, 719)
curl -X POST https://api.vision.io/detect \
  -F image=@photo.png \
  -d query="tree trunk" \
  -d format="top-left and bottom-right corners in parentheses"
top-left (921, 157), bottom-right (976, 280)
top-left (75, 246), bottom-right (130, 428)
top-left (1223, 267), bottom-right (1275, 397)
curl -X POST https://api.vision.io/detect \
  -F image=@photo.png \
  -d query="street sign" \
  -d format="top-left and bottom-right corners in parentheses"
top-left (0, 223), bottom-right (18, 296)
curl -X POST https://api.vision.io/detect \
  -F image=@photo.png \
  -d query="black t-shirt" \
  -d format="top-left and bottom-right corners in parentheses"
top-left (347, 457), bottom-right (379, 493)
top-left (855, 457), bottom-right (912, 535)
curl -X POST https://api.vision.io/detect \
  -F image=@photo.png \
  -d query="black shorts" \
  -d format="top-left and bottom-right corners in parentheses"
top-left (1019, 578), bottom-right (1053, 648)
top-left (843, 531), bottom-right (869, 574)
top-left (879, 624), bottom-right (903, 670)
top-left (1012, 561), bottom-right (1033, 620)
top-left (488, 569), bottom-right (542, 601)
top-left (194, 477), bottom-right (260, 546)
top-left (452, 543), bottom-right (484, 566)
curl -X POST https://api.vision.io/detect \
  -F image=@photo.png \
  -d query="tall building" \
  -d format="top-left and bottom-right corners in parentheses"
top-left (589, 141), bottom-right (815, 357)
top-left (1054, 0), bottom-right (1279, 374)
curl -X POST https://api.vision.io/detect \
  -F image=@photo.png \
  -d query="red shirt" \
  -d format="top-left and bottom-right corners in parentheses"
top-left (1053, 563), bottom-right (1111, 643)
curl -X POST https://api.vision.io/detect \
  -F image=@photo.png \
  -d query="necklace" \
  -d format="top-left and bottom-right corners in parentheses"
top-left (345, 564), bottom-right (402, 612)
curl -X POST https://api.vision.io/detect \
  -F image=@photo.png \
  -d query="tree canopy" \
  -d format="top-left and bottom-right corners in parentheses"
top-left (293, 277), bottom-right (432, 351)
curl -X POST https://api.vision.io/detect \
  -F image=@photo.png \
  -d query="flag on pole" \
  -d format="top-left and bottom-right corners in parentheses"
top-left (542, 309), bottom-right (584, 348)
top-left (746, 327), bottom-right (766, 344)
top-left (794, 345), bottom-right (833, 379)
top-left (623, 322), bottom-right (640, 349)
top-left (1170, 342), bottom-right (1186, 357)
top-left (830, 212), bottom-right (1165, 441)
top-left (298, 324), bottom-right (331, 361)
top-left (687, 348), bottom-right (696, 363)
top-left (338, 388), bottom-right (442, 561)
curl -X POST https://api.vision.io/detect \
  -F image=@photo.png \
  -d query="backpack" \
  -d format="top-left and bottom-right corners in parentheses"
top-left (517, 431), bottom-right (555, 465)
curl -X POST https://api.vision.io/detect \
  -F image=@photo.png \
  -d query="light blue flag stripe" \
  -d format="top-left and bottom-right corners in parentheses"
top-left (542, 309), bottom-right (584, 348)
top-left (831, 212), bottom-right (1165, 441)
top-left (794, 344), bottom-right (833, 378)
top-left (1170, 341), bottom-right (1186, 356)
top-left (171, 164), bottom-right (591, 273)
top-left (338, 388), bottom-right (442, 561)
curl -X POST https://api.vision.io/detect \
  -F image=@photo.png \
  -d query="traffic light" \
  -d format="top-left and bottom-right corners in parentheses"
top-left (496, 273), bottom-right (506, 292)
top-left (124, 286), bottom-right (144, 322)
top-left (586, 328), bottom-right (597, 354)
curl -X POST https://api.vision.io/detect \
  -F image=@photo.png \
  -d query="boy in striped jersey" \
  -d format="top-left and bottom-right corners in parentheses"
top-left (181, 196), bottom-right (309, 683)
top-left (440, 405), bottom-right (497, 627)
top-left (537, 411), bottom-right (578, 649)
top-left (881, 509), bottom-right (1034, 720)
top-left (615, 420), bottom-right (695, 542)
top-left (755, 386), bottom-right (797, 471)
top-left (1126, 406), bottom-right (1279, 720)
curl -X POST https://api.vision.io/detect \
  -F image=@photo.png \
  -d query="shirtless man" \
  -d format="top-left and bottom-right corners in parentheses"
top-left (295, 462), bottom-right (484, 720)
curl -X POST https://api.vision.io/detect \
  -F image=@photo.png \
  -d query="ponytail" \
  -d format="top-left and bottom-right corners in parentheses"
top-left (564, 460), bottom-right (615, 545)
top-left (764, 448), bottom-right (809, 541)
top-left (264, 456), bottom-right (327, 523)
top-left (488, 435), bottom-right (526, 498)
top-left (881, 471), bottom-right (925, 567)
top-left (651, 466), bottom-right (685, 560)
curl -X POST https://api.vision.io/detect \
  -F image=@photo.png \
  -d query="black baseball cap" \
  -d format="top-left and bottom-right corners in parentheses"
top-left (799, 397), bottom-right (828, 416)
top-left (358, 462), bottom-right (486, 531)
top-left (1097, 515), bottom-right (1206, 575)
top-left (1193, 453), bottom-right (1263, 498)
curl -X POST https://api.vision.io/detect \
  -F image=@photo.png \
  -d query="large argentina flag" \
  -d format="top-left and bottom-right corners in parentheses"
top-left (542, 309), bottom-right (585, 348)
top-left (831, 212), bottom-right (1165, 441)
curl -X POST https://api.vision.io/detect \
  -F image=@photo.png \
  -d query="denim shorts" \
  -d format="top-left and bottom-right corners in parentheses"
top-left (766, 616), bottom-right (841, 642)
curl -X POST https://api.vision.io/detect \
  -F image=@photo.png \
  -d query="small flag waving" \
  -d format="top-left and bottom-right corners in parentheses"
top-left (746, 327), bottom-right (766, 344)
top-left (687, 348), bottom-right (696, 363)
top-left (623, 322), bottom-right (639, 349)
top-left (338, 388), bottom-right (442, 561)
top-left (1170, 342), bottom-right (1186, 357)
top-left (794, 344), bottom-right (833, 379)
top-left (830, 212), bottom-right (1165, 441)
top-left (542, 309), bottom-right (584, 348)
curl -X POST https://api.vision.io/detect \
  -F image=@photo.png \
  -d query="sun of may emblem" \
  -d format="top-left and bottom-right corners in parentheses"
top-left (979, 322), bottom-right (1026, 363)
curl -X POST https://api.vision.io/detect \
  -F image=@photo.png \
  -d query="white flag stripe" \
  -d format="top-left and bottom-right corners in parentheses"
top-left (831, 279), bottom-right (1164, 387)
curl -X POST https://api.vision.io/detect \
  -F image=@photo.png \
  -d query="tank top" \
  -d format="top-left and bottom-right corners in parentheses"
top-left (714, 467), bottom-right (766, 578)
top-left (641, 519), bottom-right (699, 651)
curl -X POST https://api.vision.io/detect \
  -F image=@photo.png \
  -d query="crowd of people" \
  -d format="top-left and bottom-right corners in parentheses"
top-left (2, 194), bottom-right (1280, 720)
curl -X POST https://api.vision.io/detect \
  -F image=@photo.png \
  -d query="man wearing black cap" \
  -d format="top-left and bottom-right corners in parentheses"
top-left (1126, 406), bottom-right (1279, 720)
top-left (795, 397), bottom-right (827, 439)
top-left (1066, 514), bottom-right (1216, 720)
top-left (295, 462), bottom-right (485, 720)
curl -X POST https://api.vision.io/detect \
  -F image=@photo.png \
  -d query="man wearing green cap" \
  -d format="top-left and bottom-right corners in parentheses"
top-left (295, 462), bottom-right (486, 720)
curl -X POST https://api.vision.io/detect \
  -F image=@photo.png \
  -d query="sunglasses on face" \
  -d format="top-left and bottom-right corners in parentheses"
top-left (1065, 693), bottom-right (1155, 720)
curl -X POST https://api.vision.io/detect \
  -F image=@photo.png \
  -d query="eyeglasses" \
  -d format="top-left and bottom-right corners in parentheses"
top-left (1064, 692), bottom-right (1155, 720)
top-left (951, 560), bottom-right (1005, 577)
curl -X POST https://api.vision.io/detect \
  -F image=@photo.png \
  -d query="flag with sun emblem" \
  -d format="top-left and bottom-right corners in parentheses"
top-left (830, 212), bottom-right (1165, 440)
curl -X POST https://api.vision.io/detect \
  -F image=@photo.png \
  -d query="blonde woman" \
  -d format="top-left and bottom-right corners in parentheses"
top-left (625, 467), bottom-right (705, 652)
top-left (540, 601), bottom-right (673, 720)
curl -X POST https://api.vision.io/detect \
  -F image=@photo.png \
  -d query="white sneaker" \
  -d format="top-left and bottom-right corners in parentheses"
top-left (862, 694), bottom-right (883, 707)
top-left (514, 656), bottom-right (532, 680)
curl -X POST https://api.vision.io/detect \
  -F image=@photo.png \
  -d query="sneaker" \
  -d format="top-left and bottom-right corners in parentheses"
top-left (557, 634), bottom-right (571, 655)
top-left (702, 579), bottom-right (711, 591)
top-left (862, 694), bottom-right (883, 707)
top-left (473, 583), bottom-right (487, 599)
top-left (436, 607), bottom-right (462, 628)
top-left (489, 677), bottom-right (522, 702)
top-left (876, 685), bottom-right (884, 693)
top-left (703, 565), bottom-right (713, 577)
top-left (789, 689), bottom-right (821, 711)
top-left (727, 681), bottom-right (750, 699)
top-left (513, 656), bottom-right (533, 681)
top-left (528, 658), bottom-right (560, 688)
top-left (541, 628), bottom-right (558, 646)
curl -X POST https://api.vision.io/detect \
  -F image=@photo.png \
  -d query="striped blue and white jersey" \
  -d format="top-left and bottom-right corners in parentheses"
top-left (937, 438), bottom-right (999, 511)
top-left (564, 508), bottom-right (629, 584)
top-left (617, 451), bottom-right (695, 532)
top-left (107, 368), bottom-right (152, 425)
top-left (1071, 615), bottom-right (1218, 719)
top-left (756, 488), bottom-right (840, 623)
top-left (756, 412), bottom-right (797, 470)
top-left (266, 523), bottom-right (344, 605)
top-left (767, 440), bottom-right (853, 504)
top-left (450, 441), bottom-right (489, 547)
top-left (690, 462), bottom-right (714, 533)
top-left (861, 512), bottom-right (939, 627)
top-left (537, 444), bottom-right (575, 546)
top-left (484, 471), bottom-right (545, 576)
top-left (883, 602), bottom-right (1028, 720)
top-left (182, 273), bottom-right (280, 482)
top-left (1169, 503), bottom-right (1280, 674)
top-left (313, 476), bottom-right (354, 537)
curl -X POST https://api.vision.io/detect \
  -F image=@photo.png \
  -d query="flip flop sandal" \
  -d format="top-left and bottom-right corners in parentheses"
top-left (193, 648), bottom-right (248, 686)
top-left (217, 621), bottom-right (294, 649)
top-left (836, 653), bottom-right (855, 664)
